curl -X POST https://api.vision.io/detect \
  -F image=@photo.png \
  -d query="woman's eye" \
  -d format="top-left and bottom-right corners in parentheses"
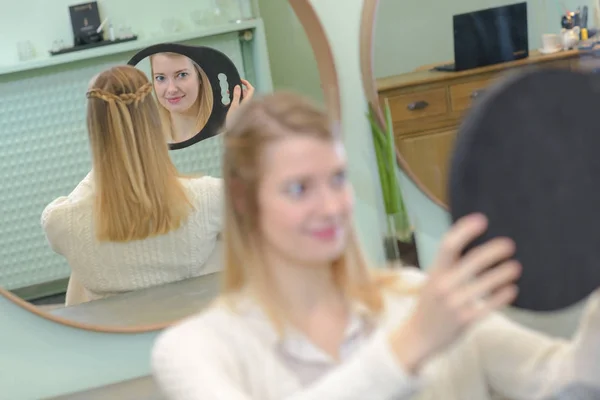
top-left (287, 182), bottom-right (306, 198)
top-left (178, 72), bottom-right (189, 79)
top-left (332, 171), bottom-right (346, 187)
top-left (154, 75), bottom-right (164, 82)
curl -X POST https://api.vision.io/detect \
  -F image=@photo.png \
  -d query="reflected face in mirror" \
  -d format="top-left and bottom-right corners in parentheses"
top-left (150, 52), bottom-right (214, 144)
top-left (152, 53), bottom-right (200, 113)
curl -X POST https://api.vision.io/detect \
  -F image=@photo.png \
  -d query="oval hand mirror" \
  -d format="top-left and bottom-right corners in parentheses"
top-left (128, 43), bottom-right (243, 150)
top-left (449, 68), bottom-right (600, 312)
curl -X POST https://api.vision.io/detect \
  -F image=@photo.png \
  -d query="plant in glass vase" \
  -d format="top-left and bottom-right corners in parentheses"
top-left (366, 99), bottom-right (414, 263)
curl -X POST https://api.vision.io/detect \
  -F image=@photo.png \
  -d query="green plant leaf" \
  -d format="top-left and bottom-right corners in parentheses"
top-left (366, 102), bottom-right (413, 243)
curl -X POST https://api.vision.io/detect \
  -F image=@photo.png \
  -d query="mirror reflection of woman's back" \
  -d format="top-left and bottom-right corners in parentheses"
top-left (41, 65), bottom-right (223, 306)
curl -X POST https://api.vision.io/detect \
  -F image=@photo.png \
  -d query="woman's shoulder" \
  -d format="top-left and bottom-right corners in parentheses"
top-left (181, 176), bottom-right (223, 196)
top-left (152, 299), bottom-right (244, 360)
top-left (41, 176), bottom-right (94, 227)
top-left (155, 299), bottom-right (240, 340)
top-left (183, 175), bottom-right (223, 186)
top-left (151, 298), bottom-right (264, 397)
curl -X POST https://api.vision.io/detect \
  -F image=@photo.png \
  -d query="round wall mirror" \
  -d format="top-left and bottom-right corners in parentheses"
top-left (364, 0), bottom-right (600, 313)
top-left (372, 1), bottom-right (596, 208)
top-left (0, 42), bottom-right (245, 332)
top-left (128, 43), bottom-right (243, 150)
top-left (0, 16), bottom-right (329, 334)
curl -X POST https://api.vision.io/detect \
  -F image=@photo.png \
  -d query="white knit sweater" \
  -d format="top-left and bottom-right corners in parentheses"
top-left (41, 172), bottom-right (223, 305)
top-left (151, 267), bottom-right (600, 400)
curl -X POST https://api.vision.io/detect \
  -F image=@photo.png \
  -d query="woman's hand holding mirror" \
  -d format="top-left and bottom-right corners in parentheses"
top-left (226, 79), bottom-right (255, 126)
top-left (390, 214), bottom-right (522, 373)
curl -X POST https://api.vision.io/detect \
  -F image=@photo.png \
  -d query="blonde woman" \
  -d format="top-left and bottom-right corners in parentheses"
top-left (41, 65), bottom-right (224, 306)
top-left (151, 92), bottom-right (600, 399)
top-left (150, 52), bottom-right (254, 143)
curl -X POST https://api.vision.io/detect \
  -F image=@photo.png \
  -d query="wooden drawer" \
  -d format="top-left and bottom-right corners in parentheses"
top-left (449, 59), bottom-right (571, 113)
top-left (384, 87), bottom-right (449, 134)
top-left (450, 79), bottom-right (491, 113)
top-left (396, 129), bottom-right (458, 203)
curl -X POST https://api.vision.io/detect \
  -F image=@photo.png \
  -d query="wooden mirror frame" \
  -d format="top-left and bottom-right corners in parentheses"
top-left (359, 0), bottom-right (447, 210)
top-left (0, 0), bottom-right (340, 334)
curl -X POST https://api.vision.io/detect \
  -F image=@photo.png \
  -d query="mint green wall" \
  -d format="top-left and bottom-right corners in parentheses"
top-left (0, 296), bottom-right (159, 400)
top-left (304, 0), bottom-right (388, 265)
top-left (256, 0), bottom-right (324, 104)
top-left (374, 0), bottom-right (593, 77)
top-left (0, 0), bottom-right (249, 66)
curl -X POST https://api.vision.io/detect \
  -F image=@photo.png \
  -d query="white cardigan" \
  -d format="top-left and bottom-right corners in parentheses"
top-left (151, 267), bottom-right (600, 400)
top-left (41, 172), bottom-right (223, 305)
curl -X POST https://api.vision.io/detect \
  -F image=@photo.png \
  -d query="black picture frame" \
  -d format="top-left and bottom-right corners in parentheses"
top-left (69, 1), bottom-right (103, 46)
top-left (127, 43), bottom-right (243, 150)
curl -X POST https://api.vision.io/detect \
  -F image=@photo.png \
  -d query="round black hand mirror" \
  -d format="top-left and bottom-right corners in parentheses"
top-left (449, 67), bottom-right (600, 312)
top-left (128, 43), bottom-right (243, 150)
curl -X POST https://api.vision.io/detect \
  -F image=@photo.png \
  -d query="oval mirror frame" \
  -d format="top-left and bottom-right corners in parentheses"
top-left (0, 0), bottom-right (340, 334)
top-left (360, 0), bottom-right (447, 209)
top-left (128, 42), bottom-right (243, 150)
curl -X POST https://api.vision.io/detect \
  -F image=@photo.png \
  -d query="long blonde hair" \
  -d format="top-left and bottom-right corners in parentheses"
top-left (86, 65), bottom-right (191, 242)
top-left (220, 91), bottom-right (406, 329)
top-left (150, 53), bottom-right (214, 142)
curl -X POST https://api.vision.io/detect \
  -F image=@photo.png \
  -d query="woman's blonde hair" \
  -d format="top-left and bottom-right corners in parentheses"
top-left (86, 65), bottom-right (191, 242)
top-left (150, 53), bottom-right (214, 142)
top-left (220, 91), bottom-right (406, 329)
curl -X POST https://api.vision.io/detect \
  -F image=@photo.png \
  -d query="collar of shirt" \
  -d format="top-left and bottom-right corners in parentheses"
top-left (232, 294), bottom-right (379, 365)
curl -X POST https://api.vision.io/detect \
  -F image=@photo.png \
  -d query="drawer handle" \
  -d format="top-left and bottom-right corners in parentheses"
top-left (407, 100), bottom-right (429, 111)
top-left (471, 90), bottom-right (485, 99)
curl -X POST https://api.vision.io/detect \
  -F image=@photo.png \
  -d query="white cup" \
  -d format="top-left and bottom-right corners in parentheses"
top-left (541, 33), bottom-right (561, 52)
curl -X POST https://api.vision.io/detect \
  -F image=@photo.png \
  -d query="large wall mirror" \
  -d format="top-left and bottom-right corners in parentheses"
top-left (0, 24), bottom-right (263, 331)
top-left (363, 0), bottom-right (594, 336)
top-left (0, 7), bottom-right (333, 335)
top-left (373, 0), bottom-right (597, 207)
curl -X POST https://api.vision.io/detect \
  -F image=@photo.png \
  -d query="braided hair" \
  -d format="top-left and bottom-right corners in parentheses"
top-left (86, 82), bottom-right (153, 106)
top-left (86, 65), bottom-right (191, 242)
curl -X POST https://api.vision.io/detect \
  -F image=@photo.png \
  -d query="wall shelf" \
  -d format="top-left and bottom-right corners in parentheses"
top-left (0, 19), bottom-right (258, 76)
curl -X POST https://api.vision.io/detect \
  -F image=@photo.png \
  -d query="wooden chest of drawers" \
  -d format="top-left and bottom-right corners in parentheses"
top-left (377, 50), bottom-right (600, 205)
